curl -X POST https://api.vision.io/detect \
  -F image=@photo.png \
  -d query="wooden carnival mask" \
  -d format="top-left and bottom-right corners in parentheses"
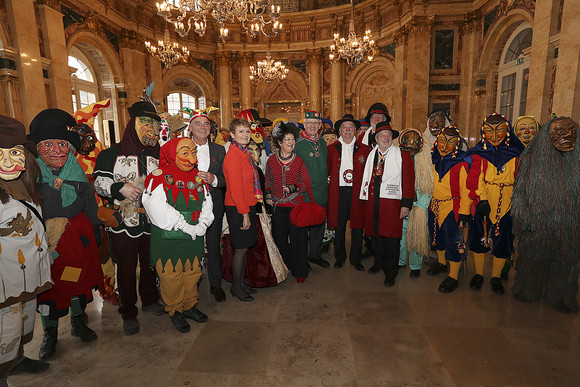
top-left (70, 123), bottom-right (96, 155)
top-left (175, 138), bottom-right (198, 172)
top-left (482, 117), bottom-right (508, 147)
top-left (436, 127), bottom-right (460, 157)
top-left (514, 116), bottom-right (538, 146)
top-left (399, 129), bottom-right (423, 156)
top-left (247, 141), bottom-right (261, 164)
top-left (37, 139), bottom-right (70, 169)
top-left (136, 116), bottom-right (161, 147)
top-left (428, 112), bottom-right (446, 137)
top-left (549, 117), bottom-right (577, 152)
top-left (0, 145), bottom-right (26, 181)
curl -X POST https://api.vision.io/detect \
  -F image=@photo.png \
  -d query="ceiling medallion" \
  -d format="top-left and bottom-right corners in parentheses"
top-left (145, 28), bottom-right (189, 69)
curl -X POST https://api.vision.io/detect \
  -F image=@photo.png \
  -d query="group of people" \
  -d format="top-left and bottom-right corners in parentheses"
top-left (0, 96), bottom-right (578, 385)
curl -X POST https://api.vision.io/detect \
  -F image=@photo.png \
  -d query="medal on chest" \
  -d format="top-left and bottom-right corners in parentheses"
top-left (343, 169), bottom-right (354, 184)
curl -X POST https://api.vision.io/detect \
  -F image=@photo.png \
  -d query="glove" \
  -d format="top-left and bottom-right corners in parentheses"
top-left (181, 223), bottom-right (199, 241)
top-left (476, 200), bottom-right (491, 219)
top-left (458, 214), bottom-right (471, 227)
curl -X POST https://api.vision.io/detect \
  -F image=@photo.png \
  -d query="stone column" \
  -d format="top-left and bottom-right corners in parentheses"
top-left (37, 0), bottom-right (73, 111)
top-left (307, 48), bottom-right (322, 112)
top-left (393, 28), bottom-right (408, 130)
top-left (330, 59), bottom-right (344, 122)
top-left (239, 52), bottom-right (253, 111)
top-left (526, 0), bottom-right (560, 123)
top-left (458, 18), bottom-right (481, 145)
top-left (6, 0), bottom-right (48, 126)
top-left (551, 0), bottom-right (580, 118)
top-left (216, 51), bottom-right (233, 126)
top-left (405, 17), bottom-right (432, 130)
top-left (148, 56), bottom-right (164, 112)
top-left (0, 72), bottom-right (20, 119)
top-left (119, 29), bottom-right (147, 107)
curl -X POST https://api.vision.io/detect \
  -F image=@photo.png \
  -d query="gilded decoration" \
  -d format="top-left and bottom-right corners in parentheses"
top-left (215, 51), bottom-right (232, 67)
top-left (36, 0), bottom-right (61, 11)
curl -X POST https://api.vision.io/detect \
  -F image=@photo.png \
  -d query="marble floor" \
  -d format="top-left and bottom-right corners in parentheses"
top-left (10, 250), bottom-right (580, 387)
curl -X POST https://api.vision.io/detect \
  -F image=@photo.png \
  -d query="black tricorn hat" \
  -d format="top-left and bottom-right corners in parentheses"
top-left (128, 101), bottom-right (161, 121)
top-left (27, 109), bottom-right (81, 150)
top-left (365, 103), bottom-right (391, 124)
top-left (335, 113), bottom-right (361, 131)
top-left (0, 115), bottom-right (38, 156)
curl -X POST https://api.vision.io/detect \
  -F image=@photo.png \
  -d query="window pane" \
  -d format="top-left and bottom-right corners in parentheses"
top-left (519, 68), bottom-right (529, 117)
top-left (198, 97), bottom-right (206, 110)
top-left (72, 94), bottom-right (77, 113)
top-left (181, 93), bottom-right (196, 110)
top-left (68, 56), bottom-right (94, 82)
top-left (79, 90), bottom-right (96, 108)
top-left (499, 73), bottom-right (516, 121)
top-left (503, 28), bottom-right (533, 64)
top-left (167, 93), bottom-right (181, 115)
top-left (434, 30), bottom-right (454, 70)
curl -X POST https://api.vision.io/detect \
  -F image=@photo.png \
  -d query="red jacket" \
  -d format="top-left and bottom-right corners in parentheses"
top-left (326, 139), bottom-right (370, 229)
top-left (224, 145), bottom-right (258, 214)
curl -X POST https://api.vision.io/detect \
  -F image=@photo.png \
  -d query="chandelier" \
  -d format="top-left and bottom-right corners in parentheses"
top-left (249, 51), bottom-right (289, 84)
top-left (156, 1), bottom-right (283, 43)
top-left (145, 28), bottom-right (189, 69)
top-left (328, 0), bottom-right (375, 67)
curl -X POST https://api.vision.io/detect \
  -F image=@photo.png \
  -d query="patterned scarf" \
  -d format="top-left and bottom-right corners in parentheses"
top-left (230, 140), bottom-right (263, 203)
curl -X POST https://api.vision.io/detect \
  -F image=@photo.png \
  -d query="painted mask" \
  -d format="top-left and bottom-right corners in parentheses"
top-left (429, 112), bottom-right (446, 137)
top-left (38, 139), bottom-right (69, 169)
top-left (250, 122), bottom-right (264, 144)
top-left (71, 123), bottom-right (96, 155)
top-left (549, 117), bottom-right (577, 152)
top-left (136, 116), bottom-right (161, 147)
top-left (0, 145), bottom-right (26, 181)
top-left (175, 138), bottom-right (198, 172)
top-left (323, 132), bottom-right (338, 146)
top-left (436, 130), bottom-right (460, 157)
top-left (482, 119), bottom-right (508, 147)
top-left (514, 116), bottom-right (538, 146)
top-left (399, 130), bottom-right (423, 156)
top-left (247, 141), bottom-right (261, 164)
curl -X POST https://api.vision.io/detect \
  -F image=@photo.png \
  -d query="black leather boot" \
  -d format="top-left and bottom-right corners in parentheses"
top-left (39, 326), bottom-right (58, 361)
top-left (70, 314), bottom-right (98, 342)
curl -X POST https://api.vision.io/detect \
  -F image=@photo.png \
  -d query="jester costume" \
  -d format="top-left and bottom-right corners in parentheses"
top-left (466, 113), bottom-right (525, 294)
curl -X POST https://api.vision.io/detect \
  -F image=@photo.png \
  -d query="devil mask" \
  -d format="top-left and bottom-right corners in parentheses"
top-left (549, 117), bottom-right (577, 152)
top-left (71, 123), bottom-right (96, 155)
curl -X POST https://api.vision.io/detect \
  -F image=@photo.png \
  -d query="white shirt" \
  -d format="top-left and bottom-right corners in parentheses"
top-left (195, 140), bottom-right (218, 188)
top-left (339, 137), bottom-right (355, 187)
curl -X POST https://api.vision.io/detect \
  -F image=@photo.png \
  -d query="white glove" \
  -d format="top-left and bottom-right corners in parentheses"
top-left (181, 223), bottom-right (199, 241)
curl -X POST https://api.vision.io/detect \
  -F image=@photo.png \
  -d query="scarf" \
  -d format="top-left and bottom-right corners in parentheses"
top-left (0, 179), bottom-right (33, 202)
top-left (230, 140), bottom-right (263, 203)
top-left (301, 131), bottom-right (320, 143)
top-left (432, 147), bottom-right (468, 180)
top-left (118, 118), bottom-right (160, 157)
top-left (37, 153), bottom-right (89, 207)
top-left (359, 145), bottom-right (402, 200)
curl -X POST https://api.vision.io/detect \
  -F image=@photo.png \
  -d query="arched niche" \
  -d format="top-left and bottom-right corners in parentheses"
top-left (253, 69), bottom-right (308, 122)
top-left (162, 65), bottom-right (218, 108)
top-left (347, 56), bottom-right (396, 120)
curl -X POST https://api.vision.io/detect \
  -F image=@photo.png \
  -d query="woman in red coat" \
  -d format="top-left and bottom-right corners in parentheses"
top-left (223, 118), bottom-right (261, 302)
top-left (359, 122), bottom-right (415, 286)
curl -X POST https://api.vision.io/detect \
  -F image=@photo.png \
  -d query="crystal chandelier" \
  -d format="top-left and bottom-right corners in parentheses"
top-left (145, 28), bottom-right (189, 69)
top-left (156, 1), bottom-right (283, 43)
top-left (249, 51), bottom-right (289, 84)
top-left (328, 0), bottom-right (375, 67)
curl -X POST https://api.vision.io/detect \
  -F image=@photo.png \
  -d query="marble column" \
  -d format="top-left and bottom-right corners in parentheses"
top-left (527, 0), bottom-right (560, 123)
top-left (393, 29), bottom-right (408, 131)
top-left (239, 52), bottom-right (253, 111)
top-left (307, 48), bottom-right (322, 113)
top-left (405, 21), bottom-right (432, 130)
top-left (37, 1), bottom-right (73, 111)
top-left (6, 0), bottom-right (48, 126)
top-left (0, 73), bottom-right (20, 118)
top-left (329, 59), bottom-right (344, 122)
top-left (551, 0), bottom-right (580, 118)
top-left (148, 56), bottom-right (164, 112)
top-left (458, 21), bottom-right (481, 145)
top-left (120, 30), bottom-right (147, 107)
top-left (216, 51), bottom-right (233, 126)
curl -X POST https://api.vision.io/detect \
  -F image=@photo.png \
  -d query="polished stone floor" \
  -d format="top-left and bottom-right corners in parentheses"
top-left (10, 250), bottom-right (580, 387)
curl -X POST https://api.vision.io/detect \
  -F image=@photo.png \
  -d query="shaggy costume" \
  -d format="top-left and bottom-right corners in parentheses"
top-left (142, 138), bottom-right (214, 327)
top-left (511, 117), bottom-right (580, 312)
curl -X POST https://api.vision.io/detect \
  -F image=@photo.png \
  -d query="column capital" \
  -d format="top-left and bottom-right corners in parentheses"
top-left (306, 48), bottom-right (323, 63)
top-left (35, 0), bottom-right (61, 12)
top-left (239, 51), bottom-right (254, 66)
top-left (462, 10), bottom-right (482, 34)
top-left (408, 15), bottom-right (435, 37)
top-left (393, 26), bottom-right (408, 46)
top-left (119, 29), bottom-right (144, 51)
top-left (216, 51), bottom-right (233, 66)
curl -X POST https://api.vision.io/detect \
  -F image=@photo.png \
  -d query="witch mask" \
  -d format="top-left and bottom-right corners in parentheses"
top-left (0, 145), bottom-right (26, 181)
top-left (71, 123), bottom-right (96, 155)
top-left (136, 116), bottom-right (161, 147)
top-left (549, 117), bottom-right (577, 152)
top-left (37, 139), bottom-right (69, 169)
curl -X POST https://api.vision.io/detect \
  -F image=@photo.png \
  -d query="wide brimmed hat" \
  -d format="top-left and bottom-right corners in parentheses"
top-left (28, 108), bottom-right (81, 150)
top-left (248, 109), bottom-right (273, 127)
top-left (128, 101), bottom-right (160, 121)
top-left (0, 115), bottom-right (38, 156)
top-left (335, 114), bottom-right (361, 131)
top-left (372, 121), bottom-right (399, 140)
top-left (365, 102), bottom-right (391, 124)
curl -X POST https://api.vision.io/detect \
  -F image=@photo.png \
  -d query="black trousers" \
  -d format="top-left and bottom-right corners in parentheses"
top-left (371, 236), bottom-right (400, 280)
top-left (271, 206), bottom-right (309, 278)
top-left (334, 186), bottom-right (363, 265)
top-left (206, 202), bottom-right (225, 288)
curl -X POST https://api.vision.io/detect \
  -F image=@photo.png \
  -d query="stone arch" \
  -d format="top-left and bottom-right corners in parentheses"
top-left (347, 56), bottom-right (396, 120)
top-left (162, 65), bottom-right (218, 107)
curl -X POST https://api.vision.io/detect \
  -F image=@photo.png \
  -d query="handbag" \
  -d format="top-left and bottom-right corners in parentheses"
top-left (97, 203), bottom-right (122, 228)
top-left (290, 184), bottom-right (326, 227)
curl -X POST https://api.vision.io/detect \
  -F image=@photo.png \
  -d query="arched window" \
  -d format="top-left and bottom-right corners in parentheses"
top-left (496, 24), bottom-right (532, 122)
top-left (167, 92), bottom-right (205, 117)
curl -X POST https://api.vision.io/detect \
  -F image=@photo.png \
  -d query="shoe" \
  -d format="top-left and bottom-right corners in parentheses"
top-left (490, 277), bottom-right (505, 295)
top-left (368, 265), bottom-right (382, 274)
top-left (39, 326), bottom-right (58, 361)
top-left (410, 269), bottom-right (421, 278)
top-left (170, 312), bottom-right (190, 333)
top-left (70, 314), bottom-right (97, 342)
top-left (123, 318), bottom-right (140, 335)
top-left (296, 277), bottom-right (305, 284)
top-left (142, 303), bottom-right (166, 316)
top-left (384, 277), bottom-right (396, 287)
top-left (230, 288), bottom-right (254, 302)
top-left (309, 256), bottom-right (330, 268)
top-left (469, 274), bottom-right (484, 290)
top-left (183, 306), bottom-right (208, 323)
top-left (427, 263), bottom-right (448, 276)
top-left (210, 286), bottom-right (226, 302)
top-left (9, 356), bottom-right (49, 375)
top-left (242, 284), bottom-right (257, 295)
top-left (438, 277), bottom-right (458, 293)
top-left (351, 263), bottom-right (365, 271)
top-left (105, 293), bottom-right (120, 306)
top-left (334, 260), bottom-right (344, 269)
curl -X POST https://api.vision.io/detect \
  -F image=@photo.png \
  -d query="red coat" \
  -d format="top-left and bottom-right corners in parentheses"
top-left (362, 148), bottom-right (415, 238)
top-left (224, 145), bottom-right (258, 214)
top-left (326, 140), bottom-right (370, 229)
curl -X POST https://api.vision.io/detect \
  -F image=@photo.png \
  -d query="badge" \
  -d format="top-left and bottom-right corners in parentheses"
top-left (195, 176), bottom-right (203, 184)
top-left (309, 152), bottom-right (314, 157)
top-left (165, 175), bottom-right (174, 185)
top-left (359, 155), bottom-right (365, 164)
top-left (343, 169), bottom-right (354, 184)
top-left (315, 152), bottom-right (320, 157)
top-left (152, 169), bottom-right (162, 176)
top-left (187, 181), bottom-right (195, 190)
top-left (176, 180), bottom-right (185, 189)
top-left (53, 177), bottom-right (64, 189)
top-left (197, 186), bottom-right (203, 192)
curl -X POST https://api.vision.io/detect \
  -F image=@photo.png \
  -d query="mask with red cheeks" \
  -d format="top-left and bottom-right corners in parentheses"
top-left (0, 145), bottom-right (26, 181)
top-left (37, 139), bottom-right (69, 169)
top-left (436, 127), bottom-right (460, 157)
top-left (514, 116), bottom-right (538, 146)
top-left (482, 118), bottom-right (508, 147)
top-left (175, 138), bottom-right (197, 172)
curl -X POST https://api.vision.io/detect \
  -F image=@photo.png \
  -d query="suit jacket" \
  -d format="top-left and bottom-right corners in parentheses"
top-left (207, 141), bottom-right (226, 212)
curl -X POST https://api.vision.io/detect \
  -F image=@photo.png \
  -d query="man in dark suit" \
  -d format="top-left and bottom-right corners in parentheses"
top-left (188, 111), bottom-right (227, 302)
